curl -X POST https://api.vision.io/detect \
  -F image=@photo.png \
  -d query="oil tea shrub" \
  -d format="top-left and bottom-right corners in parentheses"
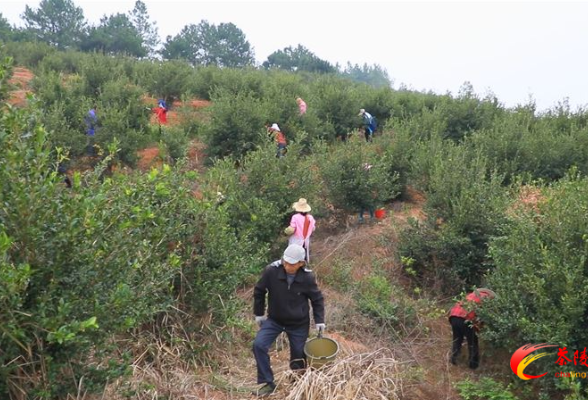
top-left (481, 172), bottom-right (588, 393)
top-left (0, 93), bottom-right (199, 397)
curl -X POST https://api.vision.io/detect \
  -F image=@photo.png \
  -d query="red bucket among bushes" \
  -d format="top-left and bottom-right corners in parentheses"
top-left (375, 208), bottom-right (386, 219)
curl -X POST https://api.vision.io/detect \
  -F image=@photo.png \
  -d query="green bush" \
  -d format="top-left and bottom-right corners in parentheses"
top-left (37, 50), bottom-right (84, 75)
top-left (31, 64), bottom-right (153, 164)
top-left (398, 219), bottom-right (479, 292)
top-left (0, 96), bottom-right (270, 397)
top-left (438, 85), bottom-right (504, 142)
top-left (455, 378), bottom-right (518, 400)
top-left (469, 107), bottom-right (588, 183)
top-left (204, 88), bottom-right (269, 159)
top-left (355, 273), bottom-right (398, 326)
top-left (0, 54), bottom-right (13, 102)
top-left (353, 265), bottom-right (421, 333)
top-left (0, 101), bottom-right (199, 397)
top-left (317, 140), bottom-right (401, 215)
top-left (398, 138), bottom-right (508, 292)
top-left (174, 94), bottom-right (208, 137)
top-left (140, 59), bottom-right (195, 105)
top-left (481, 173), bottom-right (588, 373)
top-left (3, 41), bottom-right (56, 68)
top-left (78, 54), bottom-right (126, 97)
top-left (203, 136), bottom-right (323, 249)
top-left (158, 125), bottom-right (189, 161)
top-left (32, 71), bottom-right (90, 157)
top-left (389, 107), bottom-right (449, 143)
top-left (310, 75), bottom-right (360, 140)
top-left (92, 78), bottom-right (152, 165)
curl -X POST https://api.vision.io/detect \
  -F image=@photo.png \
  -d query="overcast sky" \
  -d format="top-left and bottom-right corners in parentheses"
top-left (3, 0), bottom-right (588, 111)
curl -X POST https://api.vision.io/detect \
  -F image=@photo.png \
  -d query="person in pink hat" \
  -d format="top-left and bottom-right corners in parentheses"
top-left (284, 198), bottom-right (316, 262)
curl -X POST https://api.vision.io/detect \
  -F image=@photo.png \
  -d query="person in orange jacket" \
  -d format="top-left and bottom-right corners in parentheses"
top-left (449, 288), bottom-right (496, 369)
top-left (268, 123), bottom-right (287, 158)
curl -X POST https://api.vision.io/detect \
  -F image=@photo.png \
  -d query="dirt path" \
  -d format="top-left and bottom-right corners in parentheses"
top-left (7, 67), bottom-right (34, 107)
top-left (307, 188), bottom-right (488, 400)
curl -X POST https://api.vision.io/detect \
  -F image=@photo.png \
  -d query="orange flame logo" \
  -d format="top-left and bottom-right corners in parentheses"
top-left (510, 343), bottom-right (557, 380)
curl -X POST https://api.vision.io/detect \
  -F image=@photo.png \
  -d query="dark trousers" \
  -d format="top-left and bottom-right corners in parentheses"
top-left (86, 135), bottom-right (96, 156)
top-left (450, 316), bottom-right (479, 369)
top-left (277, 143), bottom-right (287, 158)
top-left (359, 208), bottom-right (375, 221)
top-left (364, 128), bottom-right (373, 142)
top-left (252, 318), bottom-right (309, 384)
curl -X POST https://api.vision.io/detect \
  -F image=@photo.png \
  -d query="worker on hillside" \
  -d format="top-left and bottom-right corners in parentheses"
top-left (252, 244), bottom-right (325, 397)
top-left (284, 198), bottom-right (316, 262)
top-left (84, 105), bottom-right (98, 155)
top-left (358, 108), bottom-right (377, 142)
top-left (449, 288), bottom-right (496, 369)
top-left (153, 99), bottom-right (168, 125)
top-left (296, 97), bottom-right (307, 116)
top-left (268, 123), bottom-right (287, 158)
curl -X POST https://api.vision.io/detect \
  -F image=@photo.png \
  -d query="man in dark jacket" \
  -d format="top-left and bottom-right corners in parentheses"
top-left (252, 244), bottom-right (325, 396)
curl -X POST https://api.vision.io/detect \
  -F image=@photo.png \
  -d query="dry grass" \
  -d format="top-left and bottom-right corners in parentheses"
top-left (278, 349), bottom-right (402, 400)
top-left (97, 311), bottom-right (237, 400)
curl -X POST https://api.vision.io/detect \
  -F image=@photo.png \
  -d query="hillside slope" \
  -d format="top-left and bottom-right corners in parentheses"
top-left (95, 186), bottom-right (508, 400)
top-left (4, 68), bottom-right (510, 400)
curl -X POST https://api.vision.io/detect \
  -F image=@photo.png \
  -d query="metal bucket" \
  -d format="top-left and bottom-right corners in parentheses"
top-left (304, 333), bottom-right (339, 368)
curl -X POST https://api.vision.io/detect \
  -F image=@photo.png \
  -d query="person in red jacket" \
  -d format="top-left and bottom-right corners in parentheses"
top-left (449, 288), bottom-right (495, 369)
top-left (153, 100), bottom-right (168, 125)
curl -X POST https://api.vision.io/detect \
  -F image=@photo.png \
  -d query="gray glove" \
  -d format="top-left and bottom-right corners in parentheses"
top-left (255, 316), bottom-right (267, 326)
top-left (316, 323), bottom-right (326, 333)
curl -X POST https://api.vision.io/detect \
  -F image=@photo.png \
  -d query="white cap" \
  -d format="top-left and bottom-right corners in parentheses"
top-left (283, 244), bottom-right (306, 264)
top-left (271, 123), bottom-right (280, 131)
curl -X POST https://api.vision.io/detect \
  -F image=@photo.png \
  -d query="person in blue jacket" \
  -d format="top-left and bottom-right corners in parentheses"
top-left (358, 108), bottom-right (377, 142)
top-left (84, 105), bottom-right (98, 155)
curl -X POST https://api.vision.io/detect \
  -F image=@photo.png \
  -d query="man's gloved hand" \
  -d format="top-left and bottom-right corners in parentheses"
top-left (316, 323), bottom-right (326, 333)
top-left (255, 316), bottom-right (267, 326)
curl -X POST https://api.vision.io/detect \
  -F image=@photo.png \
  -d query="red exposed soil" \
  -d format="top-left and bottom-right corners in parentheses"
top-left (136, 139), bottom-right (208, 173)
top-left (136, 146), bottom-right (161, 171)
top-left (7, 67), bottom-right (34, 107)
